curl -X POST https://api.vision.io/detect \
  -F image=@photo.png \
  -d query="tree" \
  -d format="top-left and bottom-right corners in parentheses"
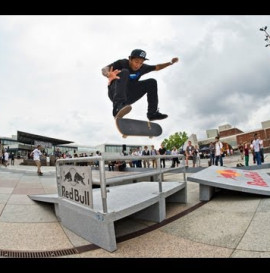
top-left (162, 131), bottom-right (188, 151)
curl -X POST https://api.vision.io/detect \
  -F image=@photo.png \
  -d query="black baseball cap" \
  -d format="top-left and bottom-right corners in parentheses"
top-left (129, 49), bottom-right (149, 60)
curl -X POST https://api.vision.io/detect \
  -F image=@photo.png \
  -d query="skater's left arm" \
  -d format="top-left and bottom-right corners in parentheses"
top-left (155, 57), bottom-right (179, 71)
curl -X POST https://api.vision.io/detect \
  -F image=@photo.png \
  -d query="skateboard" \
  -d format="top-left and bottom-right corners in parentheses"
top-left (115, 118), bottom-right (162, 138)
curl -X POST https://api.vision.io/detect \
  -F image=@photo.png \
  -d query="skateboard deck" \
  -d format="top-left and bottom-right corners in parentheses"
top-left (115, 118), bottom-right (162, 138)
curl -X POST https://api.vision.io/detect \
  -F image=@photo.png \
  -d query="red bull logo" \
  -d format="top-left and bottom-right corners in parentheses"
top-left (245, 171), bottom-right (269, 187)
top-left (216, 169), bottom-right (269, 187)
top-left (217, 169), bottom-right (241, 180)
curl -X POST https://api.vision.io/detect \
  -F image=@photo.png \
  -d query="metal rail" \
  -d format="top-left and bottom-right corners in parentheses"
top-left (56, 154), bottom-right (186, 213)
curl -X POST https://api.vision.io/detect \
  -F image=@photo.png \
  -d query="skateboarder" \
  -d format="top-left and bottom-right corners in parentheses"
top-left (102, 49), bottom-right (179, 121)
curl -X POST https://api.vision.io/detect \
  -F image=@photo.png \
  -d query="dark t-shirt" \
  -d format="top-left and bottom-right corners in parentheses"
top-left (107, 59), bottom-right (156, 81)
top-left (159, 147), bottom-right (166, 155)
top-left (186, 145), bottom-right (195, 158)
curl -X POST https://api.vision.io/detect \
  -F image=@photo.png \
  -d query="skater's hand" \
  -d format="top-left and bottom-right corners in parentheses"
top-left (107, 66), bottom-right (121, 85)
top-left (171, 57), bottom-right (179, 64)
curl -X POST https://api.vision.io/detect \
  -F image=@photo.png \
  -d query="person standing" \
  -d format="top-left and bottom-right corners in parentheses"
top-left (137, 146), bottom-right (142, 168)
top-left (252, 133), bottom-right (261, 165)
top-left (142, 146), bottom-right (150, 168)
top-left (209, 142), bottom-right (215, 166)
top-left (185, 141), bottom-right (196, 167)
top-left (10, 152), bottom-right (15, 166)
top-left (159, 143), bottom-right (167, 168)
top-left (150, 145), bottom-right (158, 168)
top-left (194, 145), bottom-right (200, 167)
top-left (258, 137), bottom-right (264, 163)
top-left (214, 136), bottom-right (223, 166)
top-left (171, 146), bottom-right (179, 168)
top-left (4, 150), bottom-right (9, 167)
top-left (30, 145), bottom-right (43, 176)
top-left (243, 142), bottom-right (249, 166)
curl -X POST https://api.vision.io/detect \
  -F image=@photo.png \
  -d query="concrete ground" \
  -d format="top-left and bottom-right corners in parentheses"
top-left (0, 154), bottom-right (270, 259)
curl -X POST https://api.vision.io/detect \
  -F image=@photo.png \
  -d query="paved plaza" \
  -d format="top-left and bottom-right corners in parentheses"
top-left (0, 154), bottom-right (270, 258)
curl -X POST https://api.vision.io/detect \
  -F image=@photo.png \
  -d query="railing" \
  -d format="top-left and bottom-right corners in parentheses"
top-left (56, 154), bottom-right (186, 213)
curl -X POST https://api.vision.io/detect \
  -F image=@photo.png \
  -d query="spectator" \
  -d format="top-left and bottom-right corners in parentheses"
top-left (243, 142), bottom-right (249, 166)
top-left (150, 145), bottom-right (158, 168)
top-left (252, 133), bottom-right (261, 165)
top-left (131, 148), bottom-right (139, 168)
top-left (258, 137), bottom-right (264, 163)
top-left (4, 150), bottom-right (9, 167)
top-left (185, 141), bottom-right (196, 167)
top-left (142, 146), bottom-right (150, 168)
top-left (10, 152), bottom-right (15, 165)
top-left (137, 147), bottom-right (142, 168)
top-left (171, 146), bottom-right (179, 168)
top-left (30, 145), bottom-right (43, 176)
top-left (115, 161), bottom-right (126, 171)
top-left (250, 140), bottom-right (255, 164)
top-left (194, 145), bottom-right (200, 167)
top-left (209, 142), bottom-right (215, 166)
top-left (108, 161), bottom-right (116, 171)
top-left (214, 136), bottom-right (223, 166)
top-left (159, 143), bottom-right (167, 168)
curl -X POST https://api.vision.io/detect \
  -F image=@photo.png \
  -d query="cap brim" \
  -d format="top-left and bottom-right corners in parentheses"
top-left (129, 56), bottom-right (149, 60)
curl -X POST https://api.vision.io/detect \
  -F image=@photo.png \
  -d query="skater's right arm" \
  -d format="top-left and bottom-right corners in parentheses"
top-left (101, 65), bottom-right (111, 77)
top-left (102, 66), bottom-right (121, 85)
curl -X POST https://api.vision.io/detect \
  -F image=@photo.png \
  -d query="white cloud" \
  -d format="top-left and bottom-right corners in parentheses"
top-left (1, 15), bottom-right (270, 148)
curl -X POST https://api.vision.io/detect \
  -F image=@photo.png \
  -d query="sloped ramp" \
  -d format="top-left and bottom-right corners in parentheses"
top-left (187, 165), bottom-right (270, 201)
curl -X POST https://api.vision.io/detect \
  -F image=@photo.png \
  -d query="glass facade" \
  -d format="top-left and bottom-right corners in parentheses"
top-left (104, 144), bottom-right (144, 155)
top-left (0, 136), bottom-right (78, 159)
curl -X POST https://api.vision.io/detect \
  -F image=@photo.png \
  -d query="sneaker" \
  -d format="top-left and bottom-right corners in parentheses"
top-left (147, 110), bottom-right (168, 121)
top-left (113, 103), bottom-right (132, 118)
top-left (38, 172), bottom-right (43, 176)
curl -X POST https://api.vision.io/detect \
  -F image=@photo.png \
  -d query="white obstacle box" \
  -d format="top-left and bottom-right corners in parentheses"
top-left (29, 155), bottom-right (187, 252)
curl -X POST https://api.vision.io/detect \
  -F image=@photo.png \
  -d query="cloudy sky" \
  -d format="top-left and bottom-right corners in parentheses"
top-left (0, 15), bottom-right (270, 148)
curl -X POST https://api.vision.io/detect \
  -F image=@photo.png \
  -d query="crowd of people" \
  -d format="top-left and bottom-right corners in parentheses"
top-left (0, 142), bottom-right (15, 167)
top-left (1, 133), bottom-right (265, 175)
top-left (240, 133), bottom-right (264, 166)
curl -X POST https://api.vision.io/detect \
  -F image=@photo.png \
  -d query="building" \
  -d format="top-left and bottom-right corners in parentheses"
top-left (2, 119), bottom-right (270, 161)
top-left (0, 132), bottom-right (151, 159)
top-left (94, 143), bottom-right (150, 156)
top-left (0, 131), bottom-right (75, 159)
top-left (198, 120), bottom-right (270, 152)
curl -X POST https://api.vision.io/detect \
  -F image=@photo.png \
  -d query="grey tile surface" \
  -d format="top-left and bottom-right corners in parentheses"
top-left (231, 249), bottom-right (270, 258)
top-left (0, 204), bottom-right (4, 215)
top-left (7, 194), bottom-right (37, 205)
top-left (1, 154), bottom-right (270, 257)
top-left (0, 203), bottom-right (58, 223)
top-left (0, 193), bottom-right (11, 204)
top-left (0, 187), bottom-right (14, 194)
top-left (160, 206), bottom-right (253, 248)
top-left (237, 210), bottom-right (270, 251)
top-left (0, 222), bottom-right (73, 251)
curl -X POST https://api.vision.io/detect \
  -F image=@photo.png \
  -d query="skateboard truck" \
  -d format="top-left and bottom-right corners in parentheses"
top-left (147, 120), bottom-right (152, 130)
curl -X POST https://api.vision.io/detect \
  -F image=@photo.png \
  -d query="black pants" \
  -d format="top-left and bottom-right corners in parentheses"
top-left (160, 158), bottom-right (165, 168)
top-left (108, 69), bottom-right (158, 114)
